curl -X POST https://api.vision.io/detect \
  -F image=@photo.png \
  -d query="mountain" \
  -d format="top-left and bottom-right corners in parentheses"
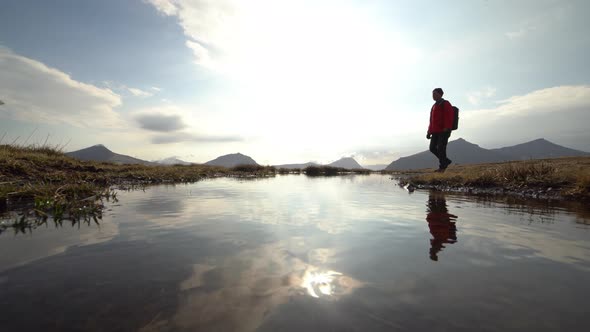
top-left (329, 157), bottom-right (364, 169)
top-left (492, 138), bottom-right (590, 160)
top-left (273, 162), bottom-right (321, 169)
top-left (154, 157), bottom-right (192, 165)
top-left (385, 138), bottom-right (508, 170)
top-left (66, 145), bottom-right (154, 165)
top-left (365, 164), bottom-right (388, 171)
top-left (205, 153), bottom-right (258, 167)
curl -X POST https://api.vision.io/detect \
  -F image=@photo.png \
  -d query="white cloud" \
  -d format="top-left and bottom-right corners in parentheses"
top-left (126, 87), bottom-right (153, 97)
top-left (102, 81), bottom-right (157, 98)
top-left (467, 87), bottom-right (497, 105)
top-left (135, 112), bottom-right (186, 132)
top-left (0, 48), bottom-right (122, 128)
top-left (144, 0), bottom-right (420, 80)
top-left (505, 3), bottom-right (571, 40)
top-left (151, 132), bottom-right (243, 144)
top-left (506, 26), bottom-right (535, 40)
top-left (144, 0), bottom-right (178, 16)
top-left (460, 85), bottom-right (590, 147)
top-left (132, 105), bottom-right (243, 144)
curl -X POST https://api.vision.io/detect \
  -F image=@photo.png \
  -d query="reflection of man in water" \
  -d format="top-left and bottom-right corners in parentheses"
top-left (426, 192), bottom-right (458, 261)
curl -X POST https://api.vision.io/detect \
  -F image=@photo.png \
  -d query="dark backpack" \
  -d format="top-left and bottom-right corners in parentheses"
top-left (451, 105), bottom-right (459, 130)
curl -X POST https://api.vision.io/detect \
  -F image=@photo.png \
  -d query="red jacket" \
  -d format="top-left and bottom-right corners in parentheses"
top-left (428, 99), bottom-right (454, 134)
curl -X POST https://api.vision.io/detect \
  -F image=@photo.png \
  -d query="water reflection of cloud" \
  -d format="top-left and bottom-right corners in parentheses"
top-left (0, 220), bottom-right (119, 272)
top-left (140, 241), bottom-right (362, 332)
top-left (459, 214), bottom-right (590, 268)
top-left (135, 175), bottom-right (415, 235)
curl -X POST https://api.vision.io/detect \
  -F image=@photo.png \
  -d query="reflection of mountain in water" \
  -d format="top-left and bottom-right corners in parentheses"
top-left (426, 192), bottom-right (458, 262)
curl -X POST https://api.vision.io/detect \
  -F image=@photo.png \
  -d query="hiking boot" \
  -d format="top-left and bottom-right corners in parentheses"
top-left (442, 159), bottom-right (452, 169)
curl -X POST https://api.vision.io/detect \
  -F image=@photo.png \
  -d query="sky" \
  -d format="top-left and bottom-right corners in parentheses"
top-left (1, 0), bottom-right (589, 165)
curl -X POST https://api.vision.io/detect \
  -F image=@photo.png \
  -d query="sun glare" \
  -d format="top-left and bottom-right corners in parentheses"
top-left (200, 1), bottom-right (419, 115)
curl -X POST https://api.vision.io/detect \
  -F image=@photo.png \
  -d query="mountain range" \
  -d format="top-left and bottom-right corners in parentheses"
top-left (385, 138), bottom-right (589, 170)
top-left (153, 157), bottom-right (192, 166)
top-left (273, 157), bottom-right (364, 170)
top-left (204, 153), bottom-right (258, 168)
top-left (364, 164), bottom-right (389, 171)
top-left (273, 162), bottom-right (321, 169)
top-left (490, 138), bottom-right (588, 160)
top-left (66, 138), bottom-right (589, 170)
top-left (328, 157), bottom-right (363, 169)
top-left (65, 145), bottom-right (156, 165)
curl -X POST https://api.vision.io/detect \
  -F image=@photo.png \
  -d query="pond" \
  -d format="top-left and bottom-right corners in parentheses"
top-left (1, 174), bottom-right (589, 331)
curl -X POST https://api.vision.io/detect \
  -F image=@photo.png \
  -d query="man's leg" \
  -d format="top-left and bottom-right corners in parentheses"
top-left (429, 134), bottom-right (440, 159)
top-left (437, 131), bottom-right (452, 169)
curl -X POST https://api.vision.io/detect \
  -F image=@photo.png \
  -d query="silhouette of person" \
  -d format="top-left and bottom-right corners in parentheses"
top-left (427, 88), bottom-right (455, 172)
top-left (426, 192), bottom-right (458, 261)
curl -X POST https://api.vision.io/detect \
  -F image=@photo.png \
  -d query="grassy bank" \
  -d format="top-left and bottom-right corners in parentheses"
top-left (0, 144), bottom-right (275, 232)
top-left (397, 157), bottom-right (590, 200)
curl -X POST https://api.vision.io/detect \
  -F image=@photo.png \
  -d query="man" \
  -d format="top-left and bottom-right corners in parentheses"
top-left (427, 88), bottom-right (454, 172)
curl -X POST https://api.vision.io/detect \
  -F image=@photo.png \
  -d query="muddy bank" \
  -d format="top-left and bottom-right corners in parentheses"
top-left (397, 179), bottom-right (588, 202)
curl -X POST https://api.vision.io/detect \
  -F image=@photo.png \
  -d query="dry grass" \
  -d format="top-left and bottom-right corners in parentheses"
top-left (402, 157), bottom-right (590, 199)
top-left (0, 144), bottom-right (275, 232)
top-left (303, 165), bottom-right (371, 176)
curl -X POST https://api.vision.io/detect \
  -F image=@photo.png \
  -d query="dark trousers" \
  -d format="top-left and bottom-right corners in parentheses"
top-left (429, 131), bottom-right (451, 169)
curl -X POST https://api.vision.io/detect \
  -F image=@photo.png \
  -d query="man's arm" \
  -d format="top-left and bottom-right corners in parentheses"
top-left (427, 106), bottom-right (434, 138)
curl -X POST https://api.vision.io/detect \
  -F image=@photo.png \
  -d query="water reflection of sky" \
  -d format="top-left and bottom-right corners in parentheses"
top-left (1, 174), bottom-right (589, 331)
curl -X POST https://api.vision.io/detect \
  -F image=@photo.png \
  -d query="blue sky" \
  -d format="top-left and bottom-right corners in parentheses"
top-left (1, 0), bottom-right (589, 165)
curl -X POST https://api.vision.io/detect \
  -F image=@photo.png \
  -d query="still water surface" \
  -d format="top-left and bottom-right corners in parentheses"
top-left (1, 174), bottom-right (589, 331)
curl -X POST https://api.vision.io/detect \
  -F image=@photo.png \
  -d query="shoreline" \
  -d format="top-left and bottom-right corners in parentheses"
top-left (2, 145), bottom-right (589, 232)
top-left (392, 156), bottom-right (590, 201)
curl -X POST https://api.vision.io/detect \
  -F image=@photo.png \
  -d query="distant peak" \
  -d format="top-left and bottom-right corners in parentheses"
top-left (89, 144), bottom-right (112, 151)
top-left (452, 138), bottom-right (470, 144)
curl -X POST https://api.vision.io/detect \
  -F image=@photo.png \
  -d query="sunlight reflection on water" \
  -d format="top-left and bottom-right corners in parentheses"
top-left (301, 269), bottom-right (354, 299)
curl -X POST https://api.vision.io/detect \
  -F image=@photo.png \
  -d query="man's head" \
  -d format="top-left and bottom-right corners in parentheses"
top-left (432, 88), bottom-right (444, 102)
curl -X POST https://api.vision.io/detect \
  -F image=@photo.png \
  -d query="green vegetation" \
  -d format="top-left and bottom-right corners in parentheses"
top-left (398, 157), bottom-right (590, 200)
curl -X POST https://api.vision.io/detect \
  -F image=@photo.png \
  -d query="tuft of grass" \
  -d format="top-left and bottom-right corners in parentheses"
top-left (574, 173), bottom-right (590, 195)
top-left (231, 164), bottom-right (276, 174)
top-left (277, 168), bottom-right (301, 174)
top-left (304, 165), bottom-right (342, 176)
top-left (351, 168), bottom-right (372, 175)
top-left (303, 165), bottom-right (371, 176)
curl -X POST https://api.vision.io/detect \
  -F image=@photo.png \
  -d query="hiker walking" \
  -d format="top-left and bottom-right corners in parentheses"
top-left (427, 88), bottom-right (455, 172)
